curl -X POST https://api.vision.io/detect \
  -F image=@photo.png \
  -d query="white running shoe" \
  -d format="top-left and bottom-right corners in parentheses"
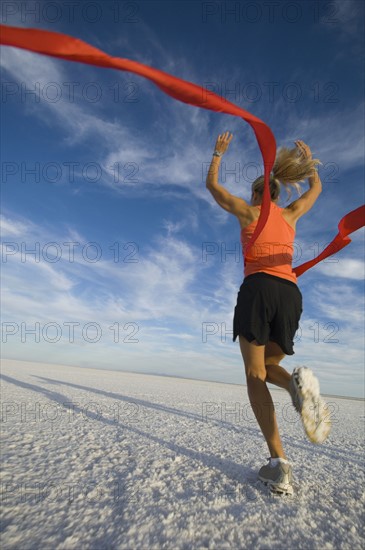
top-left (258, 458), bottom-right (294, 496)
top-left (289, 367), bottom-right (331, 444)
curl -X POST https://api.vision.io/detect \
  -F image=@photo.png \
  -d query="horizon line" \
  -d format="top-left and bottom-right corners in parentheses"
top-left (2, 357), bottom-right (364, 401)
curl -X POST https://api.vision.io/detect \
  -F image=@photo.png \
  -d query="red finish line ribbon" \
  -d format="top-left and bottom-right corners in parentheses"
top-left (293, 205), bottom-right (365, 277)
top-left (1, 24), bottom-right (364, 275)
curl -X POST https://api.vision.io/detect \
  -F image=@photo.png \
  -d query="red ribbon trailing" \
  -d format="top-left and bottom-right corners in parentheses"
top-left (293, 205), bottom-right (365, 277)
top-left (1, 24), bottom-right (363, 276)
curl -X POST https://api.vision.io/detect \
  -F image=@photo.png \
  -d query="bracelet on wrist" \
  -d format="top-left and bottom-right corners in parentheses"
top-left (213, 151), bottom-right (223, 158)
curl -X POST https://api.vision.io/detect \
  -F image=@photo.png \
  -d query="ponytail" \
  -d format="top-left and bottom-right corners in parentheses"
top-left (253, 145), bottom-right (322, 201)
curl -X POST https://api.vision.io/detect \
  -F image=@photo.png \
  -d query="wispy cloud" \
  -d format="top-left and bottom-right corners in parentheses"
top-left (283, 102), bottom-right (364, 171)
top-left (319, 0), bottom-right (364, 37)
top-left (1, 215), bottom-right (31, 237)
top-left (316, 259), bottom-right (364, 281)
top-left (317, 0), bottom-right (364, 58)
top-left (161, 212), bottom-right (199, 236)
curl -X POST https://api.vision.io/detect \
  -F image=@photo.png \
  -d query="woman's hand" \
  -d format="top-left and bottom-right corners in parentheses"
top-left (295, 139), bottom-right (321, 182)
top-left (214, 131), bottom-right (233, 156)
top-left (294, 139), bottom-right (312, 161)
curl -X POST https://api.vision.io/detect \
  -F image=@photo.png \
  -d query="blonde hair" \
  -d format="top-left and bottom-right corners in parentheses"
top-left (252, 145), bottom-right (322, 201)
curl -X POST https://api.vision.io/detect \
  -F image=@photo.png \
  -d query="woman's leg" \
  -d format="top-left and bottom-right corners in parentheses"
top-left (264, 341), bottom-right (291, 392)
top-left (239, 335), bottom-right (287, 459)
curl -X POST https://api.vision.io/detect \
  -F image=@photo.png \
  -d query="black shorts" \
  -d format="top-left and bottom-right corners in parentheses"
top-left (233, 272), bottom-right (303, 355)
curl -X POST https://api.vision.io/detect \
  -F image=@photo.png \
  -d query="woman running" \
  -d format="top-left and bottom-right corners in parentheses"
top-left (206, 132), bottom-right (331, 495)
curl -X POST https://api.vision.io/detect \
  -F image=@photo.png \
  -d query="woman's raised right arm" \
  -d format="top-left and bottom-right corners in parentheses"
top-left (287, 169), bottom-right (322, 220)
top-left (286, 140), bottom-right (322, 221)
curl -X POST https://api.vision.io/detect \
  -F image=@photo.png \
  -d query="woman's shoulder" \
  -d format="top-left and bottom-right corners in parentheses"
top-left (238, 206), bottom-right (261, 230)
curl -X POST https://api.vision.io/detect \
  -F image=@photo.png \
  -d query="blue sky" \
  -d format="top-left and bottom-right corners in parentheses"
top-left (1, 0), bottom-right (364, 397)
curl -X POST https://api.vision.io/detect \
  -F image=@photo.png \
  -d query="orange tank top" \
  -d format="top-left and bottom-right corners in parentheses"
top-left (241, 202), bottom-right (297, 284)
